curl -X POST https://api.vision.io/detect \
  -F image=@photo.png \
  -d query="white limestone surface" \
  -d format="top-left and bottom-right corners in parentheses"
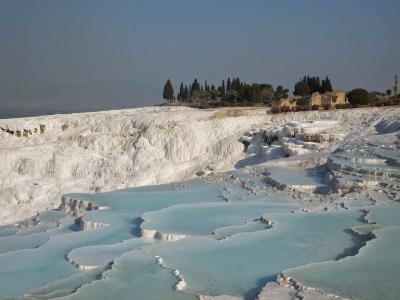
top-left (0, 106), bottom-right (399, 224)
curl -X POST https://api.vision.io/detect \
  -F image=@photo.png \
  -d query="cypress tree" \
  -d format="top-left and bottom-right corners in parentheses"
top-left (394, 74), bottom-right (399, 96)
top-left (191, 78), bottom-right (200, 93)
top-left (236, 77), bottom-right (241, 90)
top-left (321, 79), bottom-right (326, 93)
top-left (316, 76), bottom-right (321, 93)
top-left (307, 76), bottom-right (314, 93)
top-left (178, 82), bottom-right (184, 100)
top-left (233, 77), bottom-right (237, 91)
top-left (184, 85), bottom-right (189, 100)
top-left (325, 76), bottom-right (333, 92)
top-left (163, 79), bottom-right (174, 100)
top-left (227, 78), bottom-right (231, 91)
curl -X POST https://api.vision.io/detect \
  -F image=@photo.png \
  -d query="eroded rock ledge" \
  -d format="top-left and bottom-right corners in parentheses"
top-left (58, 195), bottom-right (108, 231)
top-left (140, 228), bottom-right (186, 242)
top-left (74, 216), bottom-right (107, 231)
top-left (58, 195), bottom-right (100, 217)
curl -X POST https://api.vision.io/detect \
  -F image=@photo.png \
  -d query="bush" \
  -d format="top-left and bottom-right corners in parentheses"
top-left (347, 88), bottom-right (369, 105)
top-left (311, 105), bottom-right (320, 110)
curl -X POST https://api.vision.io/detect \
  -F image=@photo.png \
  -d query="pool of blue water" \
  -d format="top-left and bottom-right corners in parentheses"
top-left (0, 174), bottom-right (398, 300)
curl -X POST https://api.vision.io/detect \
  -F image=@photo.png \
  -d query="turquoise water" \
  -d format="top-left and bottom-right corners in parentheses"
top-left (146, 211), bottom-right (363, 299)
top-left (367, 203), bottom-right (400, 226)
top-left (27, 267), bottom-right (109, 299)
top-left (268, 167), bottom-right (323, 186)
top-left (141, 200), bottom-right (296, 236)
top-left (67, 238), bottom-right (155, 268)
top-left (62, 251), bottom-right (196, 300)
top-left (0, 174), bottom-right (398, 300)
top-left (285, 204), bottom-right (400, 300)
top-left (212, 221), bottom-right (269, 239)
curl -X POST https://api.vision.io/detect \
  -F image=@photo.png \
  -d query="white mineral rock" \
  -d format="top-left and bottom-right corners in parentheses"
top-left (1, 106), bottom-right (399, 224)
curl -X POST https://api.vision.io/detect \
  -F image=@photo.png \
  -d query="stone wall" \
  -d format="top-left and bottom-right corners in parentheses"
top-left (275, 91), bottom-right (348, 109)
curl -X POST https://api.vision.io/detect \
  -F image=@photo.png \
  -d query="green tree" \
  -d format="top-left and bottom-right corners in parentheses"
top-left (224, 89), bottom-right (239, 103)
top-left (386, 89), bottom-right (392, 96)
top-left (294, 81), bottom-right (310, 96)
top-left (211, 85), bottom-right (220, 100)
top-left (274, 85), bottom-right (289, 100)
top-left (191, 89), bottom-right (201, 102)
top-left (232, 77), bottom-right (240, 91)
top-left (259, 84), bottom-right (274, 104)
top-left (178, 82), bottom-right (184, 100)
top-left (247, 84), bottom-right (262, 103)
top-left (324, 76), bottom-right (333, 92)
top-left (203, 89), bottom-right (211, 101)
top-left (183, 85), bottom-right (189, 100)
top-left (191, 78), bottom-right (200, 96)
top-left (221, 80), bottom-right (225, 95)
top-left (393, 74), bottom-right (398, 96)
top-left (347, 88), bottom-right (369, 105)
top-left (205, 80), bottom-right (210, 92)
top-left (306, 76), bottom-right (321, 93)
top-left (163, 79), bottom-right (174, 100)
top-left (226, 78), bottom-right (231, 91)
top-left (321, 76), bottom-right (333, 93)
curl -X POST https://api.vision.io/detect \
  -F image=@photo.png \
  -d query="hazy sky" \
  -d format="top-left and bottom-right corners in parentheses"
top-left (0, 0), bottom-right (399, 115)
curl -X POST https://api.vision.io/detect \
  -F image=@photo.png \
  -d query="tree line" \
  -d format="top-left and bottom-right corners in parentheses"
top-left (293, 76), bottom-right (333, 96)
top-left (163, 77), bottom-right (289, 105)
top-left (163, 74), bottom-right (400, 108)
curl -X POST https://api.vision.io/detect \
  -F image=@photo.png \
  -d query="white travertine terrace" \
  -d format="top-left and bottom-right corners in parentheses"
top-left (0, 106), bottom-right (399, 225)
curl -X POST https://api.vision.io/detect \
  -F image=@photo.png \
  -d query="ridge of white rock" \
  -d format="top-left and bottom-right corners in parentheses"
top-left (1, 106), bottom-right (399, 225)
top-left (66, 253), bottom-right (98, 270)
top-left (152, 255), bottom-right (187, 292)
top-left (140, 228), bottom-right (186, 242)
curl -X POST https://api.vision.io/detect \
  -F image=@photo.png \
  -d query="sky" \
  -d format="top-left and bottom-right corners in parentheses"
top-left (0, 0), bottom-right (399, 116)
